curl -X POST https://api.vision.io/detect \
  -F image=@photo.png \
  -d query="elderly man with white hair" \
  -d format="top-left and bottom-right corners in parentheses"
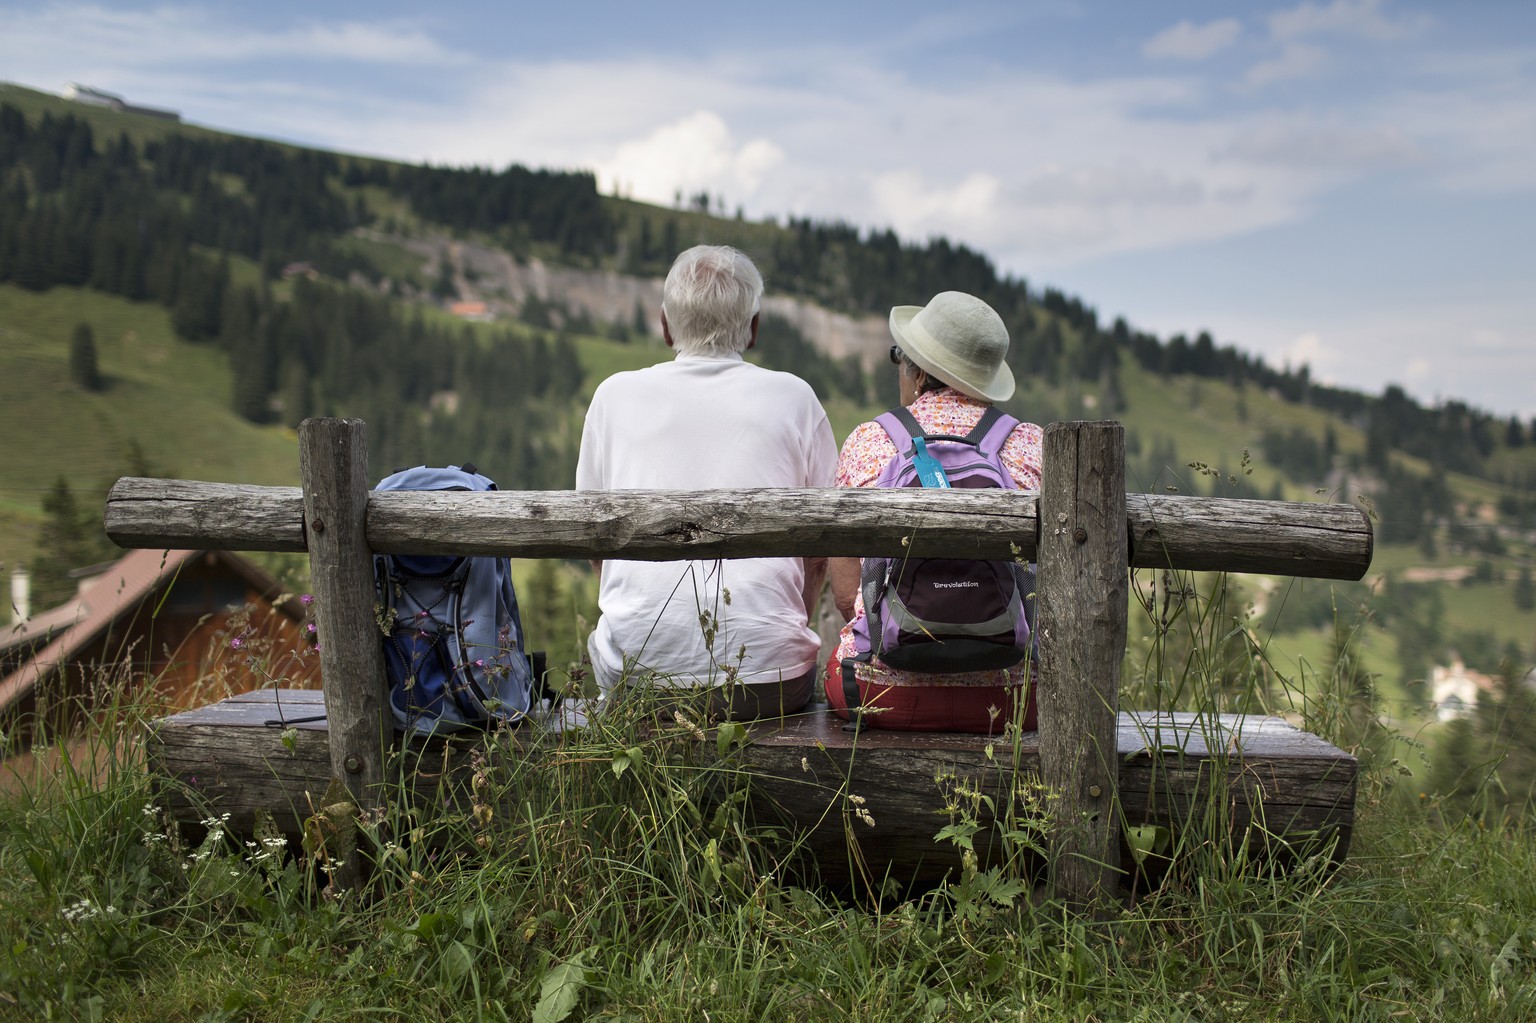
top-left (575, 244), bottom-right (838, 719)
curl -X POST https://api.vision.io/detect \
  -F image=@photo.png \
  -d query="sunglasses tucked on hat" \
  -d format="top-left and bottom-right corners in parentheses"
top-left (888, 291), bottom-right (1015, 403)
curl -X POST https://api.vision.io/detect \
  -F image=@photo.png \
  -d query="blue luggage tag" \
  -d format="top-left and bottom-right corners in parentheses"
top-left (911, 437), bottom-right (951, 489)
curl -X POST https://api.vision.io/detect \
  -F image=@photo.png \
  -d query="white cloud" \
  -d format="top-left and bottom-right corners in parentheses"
top-left (1245, 42), bottom-right (1329, 85)
top-left (1223, 116), bottom-right (1420, 172)
top-left (1379, 79), bottom-right (1536, 194)
top-left (1267, 0), bottom-right (1430, 42)
top-left (1148, 302), bottom-right (1536, 417)
top-left (1143, 18), bottom-right (1243, 61)
top-left (591, 111), bottom-right (785, 206)
top-left (7, 1), bottom-right (1518, 273)
top-left (869, 170), bottom-right (1002, 240)
top-left (1017, 165), bottom-right (1206, 208)
top-left (0, 3), bottom-right (456, 69)
top-left (1284, 330), bottom-right (1333, 373)
top-left (1243, 1), bottom-right (1433, 88)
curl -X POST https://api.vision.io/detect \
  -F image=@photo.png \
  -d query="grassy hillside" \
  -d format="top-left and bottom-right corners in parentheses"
top-left (0, 82), bottom-right (220, 150)
top-left (4, 80), bottom-right (1531, 719)
top-left (0, 284), bottom-right (303, 574)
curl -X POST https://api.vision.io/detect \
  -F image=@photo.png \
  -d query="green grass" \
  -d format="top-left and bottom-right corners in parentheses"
top-left (0, 284), bottom-right (303, 574)
top-left (570, 333), bottom-right (670, 397)
top-left (1485, 441), bottom-right (1536, 484)
top-left (5, 590), bottom-right (1536, 1021)
top-left (1109, 358), bottom-right (1362, 501)
top-left (1350, 542), bottom-right (1536, 672)
top-left (330, 233), bottom-right (429, 287)
top-left (1438, 576), bottom-right (1536, 650)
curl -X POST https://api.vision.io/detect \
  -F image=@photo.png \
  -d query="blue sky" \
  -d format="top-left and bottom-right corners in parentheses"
top-left (4, 0), bottom-right (1534, 417)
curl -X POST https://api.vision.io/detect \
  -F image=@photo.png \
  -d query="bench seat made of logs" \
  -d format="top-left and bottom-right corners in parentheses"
top-left (148, 689), bottom-right (1357, 885)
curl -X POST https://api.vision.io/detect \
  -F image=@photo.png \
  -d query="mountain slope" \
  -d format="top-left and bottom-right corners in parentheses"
top-left (3, 81), bottom-right (1534, 704)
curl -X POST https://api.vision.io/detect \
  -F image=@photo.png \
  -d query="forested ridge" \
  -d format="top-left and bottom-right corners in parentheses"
top-left (5, 99), bottom-right (1531, 486)
top-left (5, 87), bottom-right (1536, 824)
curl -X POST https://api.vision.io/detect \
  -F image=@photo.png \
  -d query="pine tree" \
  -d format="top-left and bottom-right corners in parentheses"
top-left (521, 559), bottom-right (567, 667)
top-left (69, 322), bottom-right (102, 391)
top-left (230, 322), bottom-right (275, 423)
top-left (120, 437), bottom-right (161, 478)
top-left (1515, 565), bottom-right (1535, 612)
top-left (171, 256), bottom-right (228, 341)
top-left (32, 476), bottom-right (109, 609)
top-left (279, 361), bottom-right (315, 429)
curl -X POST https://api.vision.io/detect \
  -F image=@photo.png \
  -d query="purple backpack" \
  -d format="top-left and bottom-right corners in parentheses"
top-left (841, 407), bottom-right (1036, 718)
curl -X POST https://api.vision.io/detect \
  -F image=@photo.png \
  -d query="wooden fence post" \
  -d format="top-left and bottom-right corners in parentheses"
top-left (1037, 421), bottom-right (1127, 910)
top-left (298, 417), bottom-right (389, 892)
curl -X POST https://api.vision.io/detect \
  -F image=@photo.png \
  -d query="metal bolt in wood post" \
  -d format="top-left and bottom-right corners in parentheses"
top-left (298, 417), bottom-right (389, 893)
top-left (1037, 420), bottom-right (1128, 911)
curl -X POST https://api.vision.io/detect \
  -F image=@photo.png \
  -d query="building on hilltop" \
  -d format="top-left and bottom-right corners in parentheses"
top-left (448, 300), bottom-right (492, 321)
top-left (62, 82), bottom-right (123, 108)
top-left (61, 82), bottom-right (181, 122)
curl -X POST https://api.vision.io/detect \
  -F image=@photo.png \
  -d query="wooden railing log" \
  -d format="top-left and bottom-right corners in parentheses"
top-left (105, 478), bottom-right (305, 551)
top-left (105, 479), bottom-right (1373, 580)
top-left (1125, 494), bottom-right (1372, 578)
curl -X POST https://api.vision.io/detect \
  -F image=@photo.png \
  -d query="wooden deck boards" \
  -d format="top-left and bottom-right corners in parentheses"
top-left (147, 689), bottom-right (1356, 885)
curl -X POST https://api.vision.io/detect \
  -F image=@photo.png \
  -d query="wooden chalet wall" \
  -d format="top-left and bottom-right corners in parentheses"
top-left (2, 550), bottom-right (321, 735)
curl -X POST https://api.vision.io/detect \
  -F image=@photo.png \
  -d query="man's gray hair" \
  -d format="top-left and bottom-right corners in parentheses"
top-left (662, 245), bottom-right (764, 356)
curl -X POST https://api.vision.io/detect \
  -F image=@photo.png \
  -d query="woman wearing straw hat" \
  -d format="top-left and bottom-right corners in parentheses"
top-left (826, 291), bottom-right (1044, 732)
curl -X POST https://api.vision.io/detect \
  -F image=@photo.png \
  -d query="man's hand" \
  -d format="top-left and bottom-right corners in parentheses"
top-left (802, 557), bottom-right (829, 624)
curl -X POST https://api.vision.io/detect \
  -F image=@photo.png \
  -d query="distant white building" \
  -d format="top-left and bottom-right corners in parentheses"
top-left (62, 83), bottom-right (124, 108)
top-left (61, 83), bottom-right (180, 121)
top-left (1430, 657), bottom-right (1497, 722)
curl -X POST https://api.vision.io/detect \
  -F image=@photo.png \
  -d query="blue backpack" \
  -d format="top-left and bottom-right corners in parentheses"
top-left (842, 407), bottom-right (1036, 716)
top-left (374, 464), bottom-right (534, 736)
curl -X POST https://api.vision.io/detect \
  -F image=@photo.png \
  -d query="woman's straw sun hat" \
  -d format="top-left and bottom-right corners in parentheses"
top-left (889, 291), bottom-right (1014, 403)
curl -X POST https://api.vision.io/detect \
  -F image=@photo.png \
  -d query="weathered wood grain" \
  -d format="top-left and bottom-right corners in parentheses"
top-left (146, 693), bottom-right (1356, 888)
top-left (1126, 494), bottom-right (1373, 578)
top-left (104, 478), bottom-right (306, 551)
top-left (1037, 421), bottom-right (1126, 908)
top-left (105, 478), bottom-right (1373, 580)
top-left (297, 420), bottom-right (389, 889)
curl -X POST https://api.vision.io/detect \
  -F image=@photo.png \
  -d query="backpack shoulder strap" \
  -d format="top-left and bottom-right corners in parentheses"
top-left (964, 406), bottom-right (1021, 455)
top-left (883, 405), bottom-right (1020, 453)
top-left (874, 408), bottom-right (922, 451)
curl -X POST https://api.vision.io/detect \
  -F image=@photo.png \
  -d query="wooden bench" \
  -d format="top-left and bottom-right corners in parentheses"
top-left (148, 688), bottom-right (1356, 887)
top-left (106, 418), bottom-right (1372, 905)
